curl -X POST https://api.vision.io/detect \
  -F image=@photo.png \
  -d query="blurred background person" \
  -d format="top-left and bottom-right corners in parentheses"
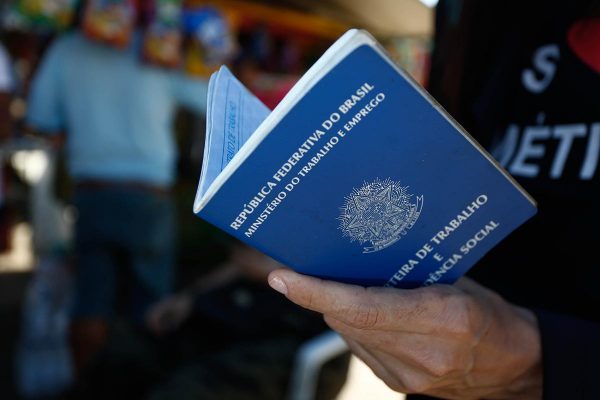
top-left (0, 40), bottom-right (13, 141)
top-left (145, 245), bottom-right (349, 400)
top-left (25, 0), bottom-right (209, 377)
top-left (69, 243), bottom-right (350, 400)
top-left (0, 39), bottom-right (15, 250)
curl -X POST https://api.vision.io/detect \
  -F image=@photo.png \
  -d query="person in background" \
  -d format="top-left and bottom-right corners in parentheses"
top-left (267, 1), bottom-right (600, 399)
top-left (144, 244), bottom-right (349, 400)
top-left (25, 8), bottom-right (208, 376)
top-left (0, 40), bottom-right (14, 251)
top-left (0, 41), bottom-right (13, 140)
top-left (66, 243), bottom-right (349, 400)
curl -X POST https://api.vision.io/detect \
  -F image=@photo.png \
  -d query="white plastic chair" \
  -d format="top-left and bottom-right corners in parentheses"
top-left (287, 330), bottom-right (349, 400)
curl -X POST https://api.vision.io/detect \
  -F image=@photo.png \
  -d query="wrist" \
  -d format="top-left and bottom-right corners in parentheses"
top-left (497, 305), bottom-right (543, 400)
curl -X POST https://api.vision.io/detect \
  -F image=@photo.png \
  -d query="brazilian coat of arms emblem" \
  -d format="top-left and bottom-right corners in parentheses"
top-left (338, 178), bottom-right (423, 253)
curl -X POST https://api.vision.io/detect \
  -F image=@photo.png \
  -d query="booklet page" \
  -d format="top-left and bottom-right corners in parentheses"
top-left (197, 66), bottom-right (271, 197)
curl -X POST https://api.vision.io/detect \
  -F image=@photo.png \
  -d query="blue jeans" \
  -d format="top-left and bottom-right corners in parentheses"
top-left (72, 185), bottom-right (175, 323)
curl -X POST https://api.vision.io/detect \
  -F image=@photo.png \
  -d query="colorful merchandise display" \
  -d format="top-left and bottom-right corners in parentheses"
top-left (182, 5), bottom-right (237, 77)
top-left (2, 0), bottom-right (78, 32)
top-left (82, 0), bottom-right (135, 48)
top-left (142, 0), bottom-right (183, 68)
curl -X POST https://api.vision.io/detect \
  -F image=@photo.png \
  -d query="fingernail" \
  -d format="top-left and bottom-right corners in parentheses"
top-left (268, 276), bottom-right (288, 295)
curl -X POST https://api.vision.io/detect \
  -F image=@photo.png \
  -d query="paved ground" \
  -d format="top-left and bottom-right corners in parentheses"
top-left (336, 356), bottom-right (405, 400)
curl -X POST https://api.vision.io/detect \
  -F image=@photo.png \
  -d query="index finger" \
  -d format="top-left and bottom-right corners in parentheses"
top-left (267, 269), bottom-right (449, 332)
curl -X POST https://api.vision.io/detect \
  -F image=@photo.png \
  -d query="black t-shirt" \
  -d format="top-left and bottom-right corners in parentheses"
top-left (467, 8), bottom-right (600, 321)
top-left (422, 1), bottom-right (600, 398)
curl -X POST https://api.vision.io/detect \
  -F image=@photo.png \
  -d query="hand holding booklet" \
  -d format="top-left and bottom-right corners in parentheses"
top-left (193, 29), bottom-right (536, 288)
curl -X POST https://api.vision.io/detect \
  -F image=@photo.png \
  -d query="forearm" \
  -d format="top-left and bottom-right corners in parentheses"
top-left (455, 279), bottom-right (542, 400)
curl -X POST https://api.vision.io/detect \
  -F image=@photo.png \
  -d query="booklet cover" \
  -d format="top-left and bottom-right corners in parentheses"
top-left (193, 29), bottom-right (537, 288)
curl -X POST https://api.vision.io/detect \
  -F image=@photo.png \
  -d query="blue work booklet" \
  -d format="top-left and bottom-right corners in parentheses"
top-left (194, 29), bottom-right (537, 288)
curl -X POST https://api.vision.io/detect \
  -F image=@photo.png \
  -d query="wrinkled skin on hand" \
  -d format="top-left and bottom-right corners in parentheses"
top-left (268, 270), bottom-right (542, 400)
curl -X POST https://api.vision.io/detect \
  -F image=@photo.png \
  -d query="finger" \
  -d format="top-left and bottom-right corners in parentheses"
top-left (324, 314), bottom-right (414, 346)
top-left (268, 269), bottom-right (452, 331)
top-left (325, 314), bottom-right (474, 380)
